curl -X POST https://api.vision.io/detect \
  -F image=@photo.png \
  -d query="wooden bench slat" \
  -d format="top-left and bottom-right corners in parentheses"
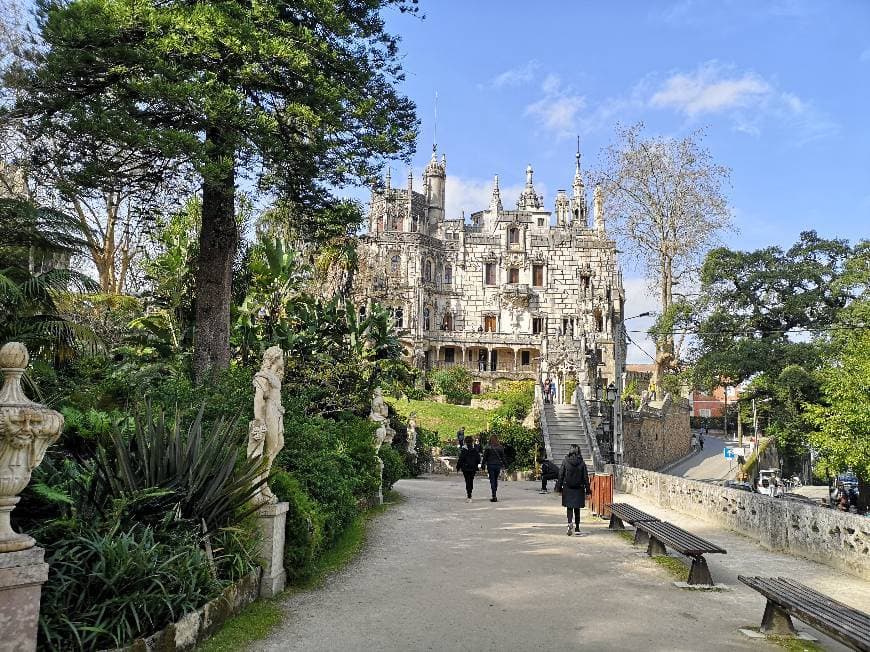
top-left (751, 578), bottom-right (868, 636)
top-left (637, 521), bottom-right (726, 555)
top-left (742, 576), bottom-right (870, 632)
top-left (756, 578), bottom-right (870, 637)
top-left (739, 576), bottom-right (870, 650)
top-left (607, 503), bottom-right (660, 523)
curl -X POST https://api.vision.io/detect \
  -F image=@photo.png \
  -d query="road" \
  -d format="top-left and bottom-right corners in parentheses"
top-left (666, 434), bottom-right (739, 482)
top-left (252, 475), bottom-right (864, 652)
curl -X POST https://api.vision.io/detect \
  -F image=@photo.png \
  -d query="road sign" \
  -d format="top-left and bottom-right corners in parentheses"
top-left (723, 447), bottom-right (737, 460)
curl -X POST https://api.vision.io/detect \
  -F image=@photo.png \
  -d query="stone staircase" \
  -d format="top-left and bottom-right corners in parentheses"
top-left (543, 403), bottom-right (594, 468)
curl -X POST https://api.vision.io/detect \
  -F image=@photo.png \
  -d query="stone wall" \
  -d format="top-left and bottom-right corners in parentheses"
top-left (610, 465), bottom-right (870, 580)
top-left (622, 394), bottom-right (691, 471)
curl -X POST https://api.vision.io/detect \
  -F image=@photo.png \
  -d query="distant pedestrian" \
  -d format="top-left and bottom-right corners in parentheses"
top-left (699, 433), bottom-right (705, 450)
top-left (539, 457), bottom-right (559, 494)
top-left (457, 438), bottom-right (481, 503)
top-left (481, 434), bottom-right (508, 502)
top-left (543, 377), bottom-right (552, 404)
top-left (457, 427), bottom-right (465, 449)
top-left (691, 433), bottom-right (698, 451)
top-left (550, 378), bottom-right (557, 404)
top-left (556, 444), bottom-right (591, 536)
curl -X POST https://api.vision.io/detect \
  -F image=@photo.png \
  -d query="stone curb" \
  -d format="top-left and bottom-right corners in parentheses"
top-left (103, 568), bottom-right (262, 652)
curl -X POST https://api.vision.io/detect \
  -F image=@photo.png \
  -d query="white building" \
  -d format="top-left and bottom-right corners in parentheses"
top-left (357, 147), bottom-right (625, 398)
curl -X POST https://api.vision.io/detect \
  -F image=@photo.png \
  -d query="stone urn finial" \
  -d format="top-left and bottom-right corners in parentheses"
top-left (0, 342), bottom-right (64, 552)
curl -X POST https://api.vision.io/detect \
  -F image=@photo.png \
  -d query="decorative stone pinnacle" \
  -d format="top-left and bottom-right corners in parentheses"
top-left (0, 342), bottom-right (64, 552)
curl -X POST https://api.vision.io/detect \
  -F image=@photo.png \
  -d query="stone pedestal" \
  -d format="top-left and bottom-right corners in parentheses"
top-left (0, 547), bottom-right (49, 652)
top-left (255, 502), bottom-right (288, 598)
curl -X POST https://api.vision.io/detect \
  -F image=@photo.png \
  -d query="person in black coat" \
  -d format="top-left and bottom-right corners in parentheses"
top-left (457, 438), bottom-right (481, 502)
top-left (539, 457), bottom-right (559, 494)
top-left (555, 444), bottom-right (591, 536)
top-left (481, 434), bottom-right (508, 502)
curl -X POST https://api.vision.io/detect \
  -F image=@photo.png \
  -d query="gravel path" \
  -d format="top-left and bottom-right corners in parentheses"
top-left (253, 474), bottom-right (863, 651)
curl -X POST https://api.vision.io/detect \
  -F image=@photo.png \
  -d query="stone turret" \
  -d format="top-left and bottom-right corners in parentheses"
top-left (517, 164), bottom-right (543, 210)
top-left (424, 149), bottom-right (446, 224)
top-left (554, 190), bottom-right (570, 227)
top-left (572, 145), bottom-right (588, 227)
top-left (593, 183), bottom-right (605, 232)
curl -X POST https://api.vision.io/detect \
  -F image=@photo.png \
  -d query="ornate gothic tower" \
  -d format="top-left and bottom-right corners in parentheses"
top-left (571, 143), bottom-right (588, 227)
top-left (423, 148), bottom-right (446, 224)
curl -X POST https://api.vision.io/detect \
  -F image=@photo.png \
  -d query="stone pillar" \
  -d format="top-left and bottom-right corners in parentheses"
top-left (0, 547), bottom-right (49, 652)
top-left (255, 502), bottom-right (288, 598)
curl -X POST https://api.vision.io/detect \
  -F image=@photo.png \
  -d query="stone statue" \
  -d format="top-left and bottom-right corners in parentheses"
top-left (369, 387), bottom-right (389, 424)
top-left (248, 346), bottom-right (285, 505)
top-left (407, 413), bottom-right (418, 456)
top-left (0, 342), bottom-right (64, 552)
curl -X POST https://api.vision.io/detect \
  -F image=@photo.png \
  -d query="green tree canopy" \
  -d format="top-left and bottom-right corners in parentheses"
top-left (6, 0), bottom-right (419, 379)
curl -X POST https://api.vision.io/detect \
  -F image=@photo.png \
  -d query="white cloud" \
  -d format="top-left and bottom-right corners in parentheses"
top-left (646, 61), bottom-right (838, 144)
top-left (524, 75), bottom-right (586, 139)
top-left (487, 60), bottom-right (540, 89)
top-left (650, 62), bottom-right (770, 116)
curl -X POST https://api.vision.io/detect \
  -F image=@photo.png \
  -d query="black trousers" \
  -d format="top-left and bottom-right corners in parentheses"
top-left (541, 472), bottom-right (558, 490)
top-left (566, 507), bottom-right (580, 524)
top-left (462, 469), bottom-right (476, 498)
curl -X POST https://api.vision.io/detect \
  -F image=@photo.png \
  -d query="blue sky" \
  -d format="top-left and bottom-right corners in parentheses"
top-left (381, 0), bottom-right (870, 363)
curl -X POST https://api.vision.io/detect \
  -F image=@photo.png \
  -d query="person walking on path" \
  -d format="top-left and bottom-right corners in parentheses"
top-left (481, 434), bottom-right (508, 502)
top-left (457, 437), bottom-right (481, 502)
top-left (457, 427), bottom-right (465, 449)
top-left (699, 432), bottom-right (705, 451)
top-left (555, 444), bottom-right (591, 536)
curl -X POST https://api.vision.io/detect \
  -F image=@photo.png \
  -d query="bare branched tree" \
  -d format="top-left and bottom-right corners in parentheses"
top-left (598, 122), bottom-right (734, 386)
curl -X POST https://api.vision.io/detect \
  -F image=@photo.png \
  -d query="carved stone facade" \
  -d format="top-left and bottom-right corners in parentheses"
top-left (356, 148), bottom-right (626, 396)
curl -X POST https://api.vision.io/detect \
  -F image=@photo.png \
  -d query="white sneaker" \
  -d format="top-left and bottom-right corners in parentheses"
top-left (466, 497), bottom-right (472, 503)
top-left (566, 524), bottom-right (574, 536)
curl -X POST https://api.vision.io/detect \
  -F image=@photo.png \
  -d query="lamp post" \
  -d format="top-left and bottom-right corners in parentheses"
top-left (606, 382), bottom-right (617, 464)
top-left (613, 311), bottom-right (651, 465)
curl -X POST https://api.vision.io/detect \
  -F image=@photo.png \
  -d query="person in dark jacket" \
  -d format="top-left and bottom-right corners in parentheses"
top-left (457, 438), bottom-right (481, 502)
top-left (539, 457), bottom-right (559, 494)
top-left (481, 434), bottom-right (508, 502)
top-left (555, 445), bottom-right (591, 535)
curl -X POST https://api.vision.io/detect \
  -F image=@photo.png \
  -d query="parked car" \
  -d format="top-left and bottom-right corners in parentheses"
top-left (724, 480), bottom-right (756, 493)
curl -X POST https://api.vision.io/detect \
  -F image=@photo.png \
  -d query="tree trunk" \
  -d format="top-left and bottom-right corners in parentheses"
top-left (193, 129), bottom-right (237, 382)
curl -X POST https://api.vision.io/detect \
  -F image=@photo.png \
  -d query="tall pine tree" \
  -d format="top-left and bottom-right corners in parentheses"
top-left (5, 0), bottom-right (418, 379)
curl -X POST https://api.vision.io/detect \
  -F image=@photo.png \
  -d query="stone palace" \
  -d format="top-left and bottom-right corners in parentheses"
top-left (355, 146), bottom-right (626, 398)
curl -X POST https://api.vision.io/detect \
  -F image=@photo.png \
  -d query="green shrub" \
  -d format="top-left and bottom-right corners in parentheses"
top-left (485, 380), bottom-right (534, 421)
top-left (271, 470), bottom-right (325, 579)
top-left (429, 366), bottom-right (472, 404)
top-left (38, 525), bottom-right (223, 651)
top-left (379, 445), bottom-right (405, 490)
top-left (440, 444), bottom-right (459, 457)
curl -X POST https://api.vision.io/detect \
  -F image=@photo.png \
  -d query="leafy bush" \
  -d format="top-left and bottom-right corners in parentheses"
top-left (379, 445), bottom-right (405, 491)
top-left (271, 470), bottom-right (325, 579)
top-left (39, 525), bottom-right (222, 651)
top-left (440, 444), bottom-right (460, 457)
top-left (429, 366), bottom-right (472, 404)
top-left (485, 380), bottom-right (534, 421)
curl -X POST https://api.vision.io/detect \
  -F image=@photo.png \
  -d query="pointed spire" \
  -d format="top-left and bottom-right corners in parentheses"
top-left (385, 167), bottom-right (391, 190)
top-left (407, 168), bottom-right (413, 191)
top-left (518, 164), bottom-right (542, 210)
top-left (490, 174), bottom-right (503, 213)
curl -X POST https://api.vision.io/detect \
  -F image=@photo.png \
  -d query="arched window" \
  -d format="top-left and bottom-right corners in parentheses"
top-left (444, 264), bottom-right (453, 284)
top-left (423, 307), bottom-right (431, 331)
top-left (424, 259), bottom-right (433, 282)
top-left (442, 313), bottom-right (453, 331)
top-left (390, 255), bottom-right (400, 273)
top-left (509, 228), bottom-right (519, 244)
top-left (594, 308), bottom-right (603, 333)
top-left (394, 308), bottom-right (403, 328)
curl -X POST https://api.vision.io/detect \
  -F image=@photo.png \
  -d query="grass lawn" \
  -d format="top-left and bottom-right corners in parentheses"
top-left (387, 398), bottom-right (493, 442)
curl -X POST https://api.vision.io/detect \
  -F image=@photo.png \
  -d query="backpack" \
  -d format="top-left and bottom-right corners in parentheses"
top-left (564, 460), bottom-right (585, 490)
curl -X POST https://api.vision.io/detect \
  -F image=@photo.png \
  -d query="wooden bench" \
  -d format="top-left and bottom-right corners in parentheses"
top-left (635, 520), bottom-right (726, 586)
top-left (606, 503), bottom-right (660, 545)
top-left (739, 576), bottom-right (870, 651)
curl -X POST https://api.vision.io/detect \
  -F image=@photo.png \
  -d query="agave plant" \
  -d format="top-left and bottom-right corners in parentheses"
top-left (94, 403), bottom-right (269, 534)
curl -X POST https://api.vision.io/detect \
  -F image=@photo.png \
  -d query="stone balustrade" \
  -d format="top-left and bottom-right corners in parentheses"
top-left (609, 464), bottom-right (870, 580)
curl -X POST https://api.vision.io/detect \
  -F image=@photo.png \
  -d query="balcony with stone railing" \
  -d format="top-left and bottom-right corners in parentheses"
top-left (424, 331), bottom-right (541, 347)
